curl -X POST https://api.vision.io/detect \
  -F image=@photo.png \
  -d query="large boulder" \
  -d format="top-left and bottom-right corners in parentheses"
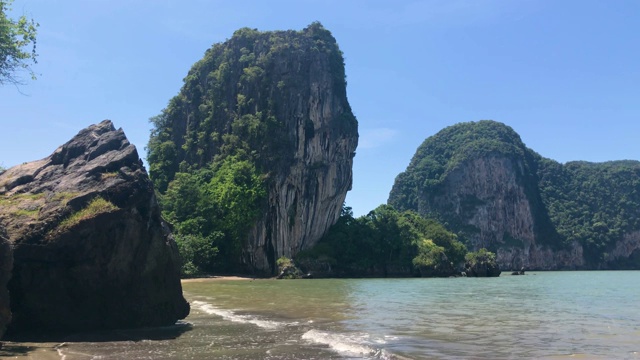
top-left (0, 230), bottom-right (11, 339)
top-left (0, 120), bottom-right (189, 334)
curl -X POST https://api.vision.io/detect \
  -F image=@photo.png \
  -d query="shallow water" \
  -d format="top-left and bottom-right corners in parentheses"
top-left (3, 272), bottom-right (640, 359)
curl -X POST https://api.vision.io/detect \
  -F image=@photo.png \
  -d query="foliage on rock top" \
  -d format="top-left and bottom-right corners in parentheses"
top-left (147, 21), bottom-right (355, 192)
top-left (388, 120), bottom-right (532, 210)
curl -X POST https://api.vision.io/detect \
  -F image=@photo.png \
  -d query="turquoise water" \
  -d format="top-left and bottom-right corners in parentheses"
top-left (4, 272), bottom-right (640, 359)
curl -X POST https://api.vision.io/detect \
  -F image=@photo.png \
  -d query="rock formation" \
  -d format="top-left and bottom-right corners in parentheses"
top-left (389, 120), bottom-right (640, 270)
top-left (147, 23), bottom-right (358, 274)
top-left (0, 230), bottom-right (11, 339)
top-left (0, 120), bottom-right (189, 334)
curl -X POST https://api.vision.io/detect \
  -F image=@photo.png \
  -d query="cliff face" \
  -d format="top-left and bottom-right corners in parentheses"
top-left (389, 120), bottom-right (640, 270)
top-left (0, 230), bottom-right (11, 339)
top-left (0, 120), bottom-right (189, 334)
top-left (147, 23), bottom-right (358, 274)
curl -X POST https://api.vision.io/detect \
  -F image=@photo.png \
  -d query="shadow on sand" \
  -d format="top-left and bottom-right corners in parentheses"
top-left (1, 321), bottom-right (193, 357)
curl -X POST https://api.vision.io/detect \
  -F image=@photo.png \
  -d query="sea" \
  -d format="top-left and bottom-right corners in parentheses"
top-left (2, 271), bottom-right (639, 359)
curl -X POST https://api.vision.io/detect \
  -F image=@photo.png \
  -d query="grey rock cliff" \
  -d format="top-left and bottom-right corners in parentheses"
top-left (0, 230), bottom-right (11, 339)
top-left (431, 155), bottom-right (582, 270)
top-left (148, 23), bottom-right (358, 274)
top-left (0, 120), bottom-right (189, 334)
top-left (244, 50), bottom-right (357, 272)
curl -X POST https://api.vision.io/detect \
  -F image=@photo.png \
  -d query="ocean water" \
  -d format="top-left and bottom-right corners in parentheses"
top-left (2, 272), bottom-right (639, 359)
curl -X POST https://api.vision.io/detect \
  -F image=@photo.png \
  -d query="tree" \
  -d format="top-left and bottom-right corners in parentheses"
top-left (1, 0), bottom-right (38, 85)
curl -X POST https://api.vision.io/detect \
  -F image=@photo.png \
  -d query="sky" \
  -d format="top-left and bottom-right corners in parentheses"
top-left (2, 0), bottom-right (639, 217)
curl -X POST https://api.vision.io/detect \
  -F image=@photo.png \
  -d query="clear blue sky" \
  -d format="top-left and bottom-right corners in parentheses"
top-left (2, 0), bottom-right (639, 216)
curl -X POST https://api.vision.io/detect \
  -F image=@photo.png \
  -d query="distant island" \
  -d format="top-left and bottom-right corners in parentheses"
top-left (388, 120), bottom-right (640, 271)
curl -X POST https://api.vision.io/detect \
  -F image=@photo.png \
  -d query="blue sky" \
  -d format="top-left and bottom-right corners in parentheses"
top-left (2, 0), bottom-right (639, 216)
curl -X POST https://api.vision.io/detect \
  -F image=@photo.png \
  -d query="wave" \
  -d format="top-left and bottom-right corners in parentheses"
top-left (191, 300), bottom-right (286, 329)
top-left (192, 300), bottom-right (407, 359)
top-left (302, 329), bottom-right (401, 359)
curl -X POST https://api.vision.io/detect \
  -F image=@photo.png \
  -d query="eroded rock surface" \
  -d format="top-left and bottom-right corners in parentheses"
top-left (0, 120), bottom-right (189, 334)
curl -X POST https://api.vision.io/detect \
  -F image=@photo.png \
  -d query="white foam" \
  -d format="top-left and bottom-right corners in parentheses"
top-left (191, 300), bottom-right (282, 329)
top-left (301, 329), bottom-right (383, 358)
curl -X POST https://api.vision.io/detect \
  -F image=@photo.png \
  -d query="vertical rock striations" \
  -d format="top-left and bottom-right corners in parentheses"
top-left (0, 120), bottom-right (189, 334)
top-left (147, 23), bottom-right (358, 274)
top-left (389, 120), bottom-right (640, 270)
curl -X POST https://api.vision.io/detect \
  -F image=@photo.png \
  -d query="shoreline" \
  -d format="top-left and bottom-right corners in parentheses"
top-left (181, 275), bottom-right (266, 282)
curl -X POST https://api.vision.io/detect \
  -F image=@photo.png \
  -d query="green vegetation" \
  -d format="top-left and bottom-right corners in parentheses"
top-left (12, 207), bottom-right (38, 218)
top-left (160, 155), bottom-right (266, 273)
top-left (389, 120), bottom-right (640, 267)
top-left (275, 256), bottom-right (303, 279)
top-left (389, 120), bottom-right (534, 213)
top-left (0, 192), bottom-right (44, 204)
top-left (298, 204), bottom-right (468, 277)
top-left (0, 0), bottom-right (38, 85)
top-left (537, 159), bottom-right (640, 264)
top-left (147, 22), bottom-right (356, 274)
top-left (465, 248), bottom-right (496, 267)
top-left (57, 197), bottom-right (118, 231)
top-left (0, 192), bottom-right (44, 220)
top-left (464, 248), bottom-right (501, 277)
top-left (51, 191), bottom-right (79, 205)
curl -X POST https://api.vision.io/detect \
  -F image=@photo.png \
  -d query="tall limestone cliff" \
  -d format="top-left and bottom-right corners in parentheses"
top-left (147, 23), bottom-right (358, 274)
top-left (0, 120), bottom-right (189, 334)
top-left (389, 121), bottom-right (640, 270)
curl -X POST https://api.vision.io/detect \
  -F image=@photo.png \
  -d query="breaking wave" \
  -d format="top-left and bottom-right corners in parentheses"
top-left (302, 329), bottom-right (399, 359)
top-left (191, 300), bottom-right (286, 329)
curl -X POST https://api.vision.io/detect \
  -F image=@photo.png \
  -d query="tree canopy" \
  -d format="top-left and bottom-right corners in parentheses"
top-left (297, 204), bottom-right (469, 277)
top-left (0, 0), bottom-right (38, 85)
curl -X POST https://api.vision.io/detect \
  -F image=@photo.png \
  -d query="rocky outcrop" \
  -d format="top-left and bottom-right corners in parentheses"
top-left (243, 32), bottom-right (358, 272)
top-left (433, 155), bottom-right (537, 251)
top-left (0, 231), bottom-right (11, 339)
top-left (465, 260), bottom-right (501, 277)
top-left (428, 155), bottom-right (584, 270)
top-left (0, 120), bottom-right (189, 334)
top-left (147, 23), bottom-right (358, 274)
top-left (389, 120), bottom-right (640, 270)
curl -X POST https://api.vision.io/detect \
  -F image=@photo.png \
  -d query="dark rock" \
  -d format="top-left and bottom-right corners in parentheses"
top-left (276, 264), bottom-right (303, 279)
top-left (0, 230), bottom-right (12, 339)
top-left (465, 261), bottom-right (502, 277)
top-left (0, 120), bottom-right (189, 335)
